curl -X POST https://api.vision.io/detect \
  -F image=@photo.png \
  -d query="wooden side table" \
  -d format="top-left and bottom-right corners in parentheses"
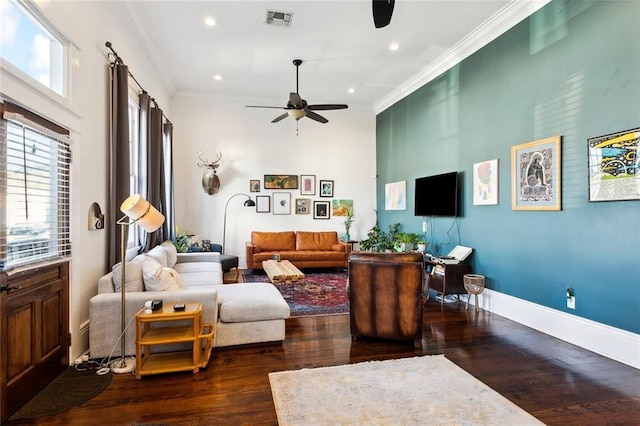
top-left (135, 302), bottom-right (214, 379)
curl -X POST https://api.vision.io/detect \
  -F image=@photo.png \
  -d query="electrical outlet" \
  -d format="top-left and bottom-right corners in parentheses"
top-left (422, 221), bottom-right (427, 232)
top-left (567, 296), bottom-right (575, 309)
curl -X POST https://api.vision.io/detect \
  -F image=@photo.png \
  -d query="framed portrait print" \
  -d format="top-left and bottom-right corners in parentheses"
top-left (313, 201), bottom-right (330, 219)
top-left (273, 192), bottom-right (291, 215)
top-left (256, 195), bottom-right (270, 213)
top-left (300, 175), bottom-right (316, 195)
top-left (249, 179), bottom-right (260, 193)
top-left (473, 159), bottom-right (499, 205)
top-left (511, 136), bottom-right (561, 211)
top-left (319, 180), bottom-right (334, 197)
top-left (295, 198), bottom-right (310, 214)
top-left (264, 175), bottom-right (298, 189)
top-left (588, 127), bottom-right (640, 202)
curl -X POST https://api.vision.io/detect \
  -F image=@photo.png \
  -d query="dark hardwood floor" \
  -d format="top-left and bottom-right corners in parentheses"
top-left (8, 271), bottom-right (640, 425)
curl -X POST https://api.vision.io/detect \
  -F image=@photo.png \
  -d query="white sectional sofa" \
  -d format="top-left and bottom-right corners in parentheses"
top-left (89, 241), bottom-right (289, 360)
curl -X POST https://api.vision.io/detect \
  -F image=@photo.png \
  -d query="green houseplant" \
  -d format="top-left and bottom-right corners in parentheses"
top-left (394, 232), bottom-right (421, 252)
top-left (360, 223), bottom-right (401, 252)
top-left (344, 211), bottom-right (355, 241)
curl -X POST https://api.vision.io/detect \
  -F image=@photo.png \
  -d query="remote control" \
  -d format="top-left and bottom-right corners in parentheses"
top-left (173, 303), bottom-right (185, 311)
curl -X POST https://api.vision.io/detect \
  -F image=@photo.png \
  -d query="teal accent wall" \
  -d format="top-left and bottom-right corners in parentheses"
top-left (376, 1), bottom-right (640, 333)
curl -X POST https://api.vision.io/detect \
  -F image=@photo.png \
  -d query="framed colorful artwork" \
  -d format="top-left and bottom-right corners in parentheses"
top-left (256, 195), bottom-right (270, 213)
top-left (313, 201), bottom-right (330, 219)
top-left (264, 175), bottom-right (298, 189)
top-left (319, 180), bottom-right (334, 197)
top-left (511, 136), bottom-right (561, 211)
top-left (300, 175), bottom-right (316, 195)
top-left (273, 192), bottom-right (291, 215)
top-left (473, 159), bottom-right (499, 205)
top-left (385, 181), bottom-right (406, 210)
top-left (295, 198), bottom-right (310, 214)
top-left (332, 199), bottom-right (353, 216)
top-left (588, 127), bottom-right (640, 202)
top-left (249, 179), bottom-right (260, 193)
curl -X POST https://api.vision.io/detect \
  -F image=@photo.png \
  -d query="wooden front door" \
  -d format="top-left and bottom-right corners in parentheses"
top-left (0, 262), bottom-right (69, 422)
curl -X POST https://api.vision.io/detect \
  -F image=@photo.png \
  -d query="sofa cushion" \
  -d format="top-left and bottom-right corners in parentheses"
top-left (160, 240), bottom-right (178, 267)
top-left (111, 261), bottom-right (144, 293)
top-left (146, 245), bottom-right (168, 267)
top-left (251, 231), bottom-right (295, 251)
top-left (174, 262), bottom-right (221, 274)
top-left (296, 231), bottom-right (338, 251)
top-left (142, 258), bottom-right (185, 291)
top-left (217, 283), bottom-right (290, 323)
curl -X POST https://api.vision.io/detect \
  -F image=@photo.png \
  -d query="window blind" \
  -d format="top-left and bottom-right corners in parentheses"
top-left (1, 113), bottom-right (71, 269)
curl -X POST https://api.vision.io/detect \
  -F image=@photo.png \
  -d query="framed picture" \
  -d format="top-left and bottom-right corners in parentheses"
top-left (300, 174), bottom-right (316, 195)
top-left (264, 175), bottom-right (298, 189)
top-left (332, 199), bottom-right (353, 216)
top-left (256, 195), bottom-right (270, 213)
top-left (313, 201), bottom-right (330, 219)
top-left (511, 136), bottom-right (561, 211)
top-left (473, 159), bottom-right (499, 205)
top-left (385, 181), bottom-right (406, 210)
top-left (588, 127), bottom-right (640, 202)
top-left (273, 192), bottom-right (291, 215)
top-left (319, 180), bottom-right (334, 197)
top-left (295, 198), bottom-right (310, 214)
top-left (249, 179), bottom-right (260, 193)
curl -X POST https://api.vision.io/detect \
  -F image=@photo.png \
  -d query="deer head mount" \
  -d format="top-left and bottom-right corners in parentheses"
top-left (197, 151), bottom-right (222, 195)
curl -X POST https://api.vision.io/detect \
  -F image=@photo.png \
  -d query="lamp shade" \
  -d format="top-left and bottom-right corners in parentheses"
top-left (120, 194), bottom-right (165, 232)
top-left (287, 109), bottom-right (306, 120)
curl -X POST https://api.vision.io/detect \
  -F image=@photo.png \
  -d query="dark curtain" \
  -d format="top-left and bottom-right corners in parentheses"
top-left (142, 106), bottom-right (167, 251)
top-left (137, 93), bottom-right (150, 249)
top-left (163, 122), bottom-right (176, 242)
top-left (108, 63), bottom-right (130, 267)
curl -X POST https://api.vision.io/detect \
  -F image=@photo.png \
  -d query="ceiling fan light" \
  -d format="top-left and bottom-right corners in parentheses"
top-left (287, 109), bottom-right (306, 120)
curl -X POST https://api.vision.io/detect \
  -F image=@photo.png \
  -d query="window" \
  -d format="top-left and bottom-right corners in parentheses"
top-left (1, 107), bottom-right (71, 268)
top-left (127, 98), bottom-right (140, 248)
top-left (0, 0), bottom-right (67, 96)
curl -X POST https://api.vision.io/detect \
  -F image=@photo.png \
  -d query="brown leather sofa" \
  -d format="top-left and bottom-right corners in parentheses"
top-left (246, 231), bottom-right (351, 270)
top-left (348, 252), bottom-right (425, 345)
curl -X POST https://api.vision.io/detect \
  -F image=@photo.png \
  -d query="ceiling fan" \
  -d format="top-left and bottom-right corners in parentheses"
top-left (246, 59), bottom-right (348, 124)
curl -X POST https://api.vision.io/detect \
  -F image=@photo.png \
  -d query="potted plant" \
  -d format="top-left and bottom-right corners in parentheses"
top-left (344, 211), bottom-right (355, 241)
top-left (394, 232), bottom-right (420, 252)
top-left (360, 223), bottom-right (401, 252)
top-left (416, 239), bottom-right (428, 253)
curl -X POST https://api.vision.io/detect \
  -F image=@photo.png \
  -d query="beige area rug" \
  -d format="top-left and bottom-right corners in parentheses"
top-left (269, 355), bottom-right (544, 425)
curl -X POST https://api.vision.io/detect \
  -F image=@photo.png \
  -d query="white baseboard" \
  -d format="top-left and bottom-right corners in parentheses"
top-left (466, 289), bottom-right (639, 369)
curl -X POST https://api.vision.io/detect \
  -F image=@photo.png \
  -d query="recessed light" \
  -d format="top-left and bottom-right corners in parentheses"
top-left (348, 88), bottom-right (355, 94)
top-left (389, 42), bottom-right (400, 51)
top-left (204, 17), bottom-right (216, 27)
top-left (213, 74), bottom-right (222, 81)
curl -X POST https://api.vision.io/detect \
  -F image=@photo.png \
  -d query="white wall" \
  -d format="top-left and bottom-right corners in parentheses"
top-left (170, 94), bottom-right (376, 267)
top-left (1, 1), bottom-right (171, 360)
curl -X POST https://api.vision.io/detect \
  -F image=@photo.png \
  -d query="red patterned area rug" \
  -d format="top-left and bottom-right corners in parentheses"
top-left (242, 271), bottom-right (349, 317)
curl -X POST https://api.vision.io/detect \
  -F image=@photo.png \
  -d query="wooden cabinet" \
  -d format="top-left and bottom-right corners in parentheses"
top-left (425, 260), bottom-right (471, 309)
top-left (135, 302), bottom-right (214, 379)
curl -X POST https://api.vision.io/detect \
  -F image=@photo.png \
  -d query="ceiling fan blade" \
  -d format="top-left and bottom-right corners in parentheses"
top-left (305, 110), bottom-right (328, 123)
top-left (373, 0), bottom-right (395, 28)
top-left (246, 105), bottom-right (286, 109)
top-left (271, 113), bottom-right (289, 123)
top-left (307, 104), bottom-right (349, 111)
top-left (289, 92), bottom-right (303, 108)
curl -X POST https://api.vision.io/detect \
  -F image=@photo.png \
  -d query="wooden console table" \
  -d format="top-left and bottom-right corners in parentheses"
top-left (135, 302), bottom-right (214, 379)
top-left (425, 260), bottom-right (471, 310)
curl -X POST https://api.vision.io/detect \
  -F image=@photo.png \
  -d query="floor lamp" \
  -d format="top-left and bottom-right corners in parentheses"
top-left (222, 193), bottom-right (255, 255)
top-left (112, 194), bottom-right (165, 374)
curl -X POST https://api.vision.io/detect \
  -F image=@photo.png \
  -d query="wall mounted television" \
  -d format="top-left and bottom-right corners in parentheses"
top-left (414, 171), bottom-right (459, 217)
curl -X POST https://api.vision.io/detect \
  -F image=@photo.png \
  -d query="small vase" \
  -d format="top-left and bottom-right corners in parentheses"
top-left (344, 233), bottom-right (351, 241)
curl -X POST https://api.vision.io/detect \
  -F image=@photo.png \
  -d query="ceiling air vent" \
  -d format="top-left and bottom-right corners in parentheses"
top-left (265, 10), bottom-right (293, 28)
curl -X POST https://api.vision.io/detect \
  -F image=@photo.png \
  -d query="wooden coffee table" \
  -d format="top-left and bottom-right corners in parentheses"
top-left (262, 260), bottom-right (304, 296)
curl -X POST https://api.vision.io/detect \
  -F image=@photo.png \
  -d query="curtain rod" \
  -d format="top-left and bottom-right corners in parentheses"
top-left (105, 41), bottom-right (172, 124)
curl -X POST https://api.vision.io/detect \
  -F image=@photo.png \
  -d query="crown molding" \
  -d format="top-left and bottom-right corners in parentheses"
top-left (374, 0), bottom-right (552, 114)
top-left (116, 1), bottom-right (176, 96)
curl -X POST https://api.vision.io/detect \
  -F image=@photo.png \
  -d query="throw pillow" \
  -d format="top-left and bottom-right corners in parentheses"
top-left (160, 240), bottom-right (178, 267)
top-left (112, 262), bottom-right (144, 293)
top-left (146, 245), bottom-right (168, 267)
top-left (142, 259), bottom-right (184, 291)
